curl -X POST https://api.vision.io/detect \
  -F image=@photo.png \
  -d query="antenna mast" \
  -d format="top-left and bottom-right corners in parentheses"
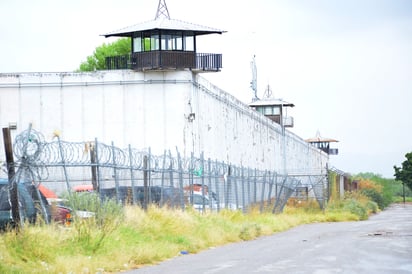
top-left (155, 0), bottom-right (170, 19)
top-left (250, 55), bottom-right (258, 101)
top-left (263, 84), bottom-right (273, 99)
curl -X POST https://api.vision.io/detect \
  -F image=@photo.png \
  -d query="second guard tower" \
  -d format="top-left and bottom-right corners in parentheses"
top-left (248, 85), bottom-right (295, 129)
top-left (306, 131), bottom-right (339, 155)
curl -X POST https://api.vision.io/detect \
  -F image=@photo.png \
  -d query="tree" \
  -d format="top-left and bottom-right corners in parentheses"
top-left (394, 152), bottom-right (412, 201)
top-left (78, 38), bottom-right (131, 71)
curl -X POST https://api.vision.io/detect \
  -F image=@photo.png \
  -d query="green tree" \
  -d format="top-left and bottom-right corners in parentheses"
top-left (394, 152), bottom-right (412, 195)
top-left (78, 38), bottom-right (131, 71)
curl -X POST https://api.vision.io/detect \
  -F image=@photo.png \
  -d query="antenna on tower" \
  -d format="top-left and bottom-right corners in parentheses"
top-left (263, 84), bottom-right (273, 99)
top-left (250, 55), bottom-right (259, 101)
top-left (155, 0), bottom-right (170, 19)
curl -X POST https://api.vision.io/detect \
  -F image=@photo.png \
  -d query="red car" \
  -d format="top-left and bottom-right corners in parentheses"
top-left (38, 184), bottom-right (72, 225)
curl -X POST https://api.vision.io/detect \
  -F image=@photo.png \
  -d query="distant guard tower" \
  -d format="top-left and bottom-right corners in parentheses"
top-left (103, 0), bottom-right (225, 72)
top-left (306, 131), bottom-right (339, 155)
top-left (249, 85), bottom-right (295, 128)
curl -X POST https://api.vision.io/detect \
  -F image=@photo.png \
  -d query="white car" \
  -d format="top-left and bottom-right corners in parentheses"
top-left (186, 191), bottom-right (241, 211)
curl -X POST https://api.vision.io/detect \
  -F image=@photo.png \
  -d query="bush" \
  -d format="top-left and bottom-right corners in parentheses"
top-left (342, 198), bottom-right (368, 220)
top-left (365, 200), bottom-right (379, 214)
top-left (327, 190), bottom-right (379, 220)
top-left (64, 192), bottom-right (125, 254)
top-left (355, 173), bottom-right (396, 208)
top-left (360, 188), bottom-right (384, 209)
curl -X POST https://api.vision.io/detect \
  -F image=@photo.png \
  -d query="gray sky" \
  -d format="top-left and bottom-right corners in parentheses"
top-left (0, 0), bottom-right (411, 178)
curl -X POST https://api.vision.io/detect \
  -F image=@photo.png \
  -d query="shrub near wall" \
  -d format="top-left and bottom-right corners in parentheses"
top-left (355, 173), bottom-right (394, 209)
top-left (326, 192), bottom-right (378, 220)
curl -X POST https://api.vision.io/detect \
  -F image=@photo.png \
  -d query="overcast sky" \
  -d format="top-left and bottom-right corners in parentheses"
top-left (0, 0), bottom-right (411, 178)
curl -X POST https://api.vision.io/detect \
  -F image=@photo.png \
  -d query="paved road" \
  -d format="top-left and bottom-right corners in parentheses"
top-left (129, 204), bottom-right (412, 274)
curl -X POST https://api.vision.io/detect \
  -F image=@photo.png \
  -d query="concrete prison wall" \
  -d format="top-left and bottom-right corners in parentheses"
top-left (0, 70), bottom-right (328, 177)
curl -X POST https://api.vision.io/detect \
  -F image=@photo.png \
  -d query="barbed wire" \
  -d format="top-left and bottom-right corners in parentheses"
top-left (10, 129), bottom-right (232, 178)
top-left (10, 129), bottom-right (326, 182)
top-left (13, 127), bottom-right (48, 182)
top-left (7, 127), bottom-right (329, 212)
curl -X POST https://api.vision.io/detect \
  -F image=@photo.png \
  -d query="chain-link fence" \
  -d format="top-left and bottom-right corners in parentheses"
top-left (2, 126), bottom-right (328, 224)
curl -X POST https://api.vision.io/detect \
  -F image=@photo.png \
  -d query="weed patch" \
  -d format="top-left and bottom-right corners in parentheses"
top-left (0, 191), bottom-right (384, 273)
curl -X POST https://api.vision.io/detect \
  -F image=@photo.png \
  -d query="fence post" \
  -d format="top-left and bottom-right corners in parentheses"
top-left (94, 139), bottom-right (103, 198)
top-left (267, 171), bottom-right (273, 208)
top-left (160, 150), bottom-right (167, 207)
top-left (234, 168), bottom-right (239, 209)
top-left (253, 168), bottom-right (257, 204)
top-left (225, 165), bottom-right (231, 209)
top-left (247, 167), bottom-right (251, 210)
top-left (200, 152), bottom-right (206, 212)
top-left (273, 173), bottom-right (278, 209)
top-left (143, 154), bottom-right (148, 211)
top-left (53, 136), bottom-right (74, 214)
top-left (189, 152), bottom-right (194, 208)
top-left (213, 159), bottom-right (220, 211)
top-left (2, 127), bottom-right (20, 230)
top-left (273, 176), bottom-right (287, 214)
top-left (241, 166), bottom-right (245, 213)
top-left (128, 145), bottom-right (137, 205)
top-left (111, 142), bottom-right (121, 203)
top-left (90, 143), bottom-right (98, 191)
top-left (176, 148), bottom-right (185, 211)
top-left (168, 150), bottom-right (174, 187)
top-left (2, 128), bottom-right (15, 181)
top-left (207, 158), bottom-right (213, 210)
top-left (275, 173), bottom-right (278, 204)
top-left (56, 135), bottom-right (71, 194)
top-left (148, 148), bottom-right (152, 204)
top-left (168, 150), bottom-right (175, 207)
top-left (260, 170), bottom-right (267, 213)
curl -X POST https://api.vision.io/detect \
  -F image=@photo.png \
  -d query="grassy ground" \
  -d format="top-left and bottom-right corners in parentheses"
top-left (0, 197), bottom-right (378, 273)
top-left (393, 196), bottom-right (412, 203)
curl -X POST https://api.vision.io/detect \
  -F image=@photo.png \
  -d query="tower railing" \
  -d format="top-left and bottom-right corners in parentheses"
top-left (105, 52), bottom-right (222, 72)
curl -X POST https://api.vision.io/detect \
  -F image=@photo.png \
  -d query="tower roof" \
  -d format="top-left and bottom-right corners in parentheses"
top-left (103, 17), bottom-right (225, 38)
top-left (305, 131), bottom-right (338, 143)
top-left (248, 98), bottom-right (295, 108)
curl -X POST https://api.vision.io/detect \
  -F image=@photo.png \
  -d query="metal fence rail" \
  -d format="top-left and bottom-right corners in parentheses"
top-left (5, 127), bottom-right (327, 215)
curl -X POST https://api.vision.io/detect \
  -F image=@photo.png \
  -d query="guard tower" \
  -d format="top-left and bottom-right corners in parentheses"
top-left (103, 0), bottom-right (225, 71)
top-left (306, 131), bottom-right (339, 155)
top-left (249, 85), bottom-right (295, 128)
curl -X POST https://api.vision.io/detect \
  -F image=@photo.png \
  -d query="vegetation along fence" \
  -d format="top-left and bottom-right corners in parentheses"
top-left (3, 126), bottom-right (327, 221)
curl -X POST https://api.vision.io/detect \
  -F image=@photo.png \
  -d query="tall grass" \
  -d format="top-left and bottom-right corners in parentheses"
top-left (0, 193), bottom-right (386, 273)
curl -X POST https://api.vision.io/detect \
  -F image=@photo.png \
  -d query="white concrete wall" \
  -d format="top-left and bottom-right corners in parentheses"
top-left (0, 70), bottom-right (328, 176)
top-left (192, 76), bottom-right (328, 176)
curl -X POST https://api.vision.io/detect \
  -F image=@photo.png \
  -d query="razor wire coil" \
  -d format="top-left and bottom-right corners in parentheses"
top-left (7, 127), bottom-right (329, 213)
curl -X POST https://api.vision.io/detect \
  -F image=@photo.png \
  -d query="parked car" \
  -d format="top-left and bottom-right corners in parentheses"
top-left (0, 178), bottom-right (72, 229)
top-left (73, 184), bottom-right (94, 192)
top-left (185, 191), bottom-right (219, 211)
top-left (0, 179), bottom-right (37, 229)
top-left (99, 185), bottom-right (181, 207)
top-left (47, 199), bottom-right (73, 225)
top-left (184, 186), bottom-right (242, 211)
